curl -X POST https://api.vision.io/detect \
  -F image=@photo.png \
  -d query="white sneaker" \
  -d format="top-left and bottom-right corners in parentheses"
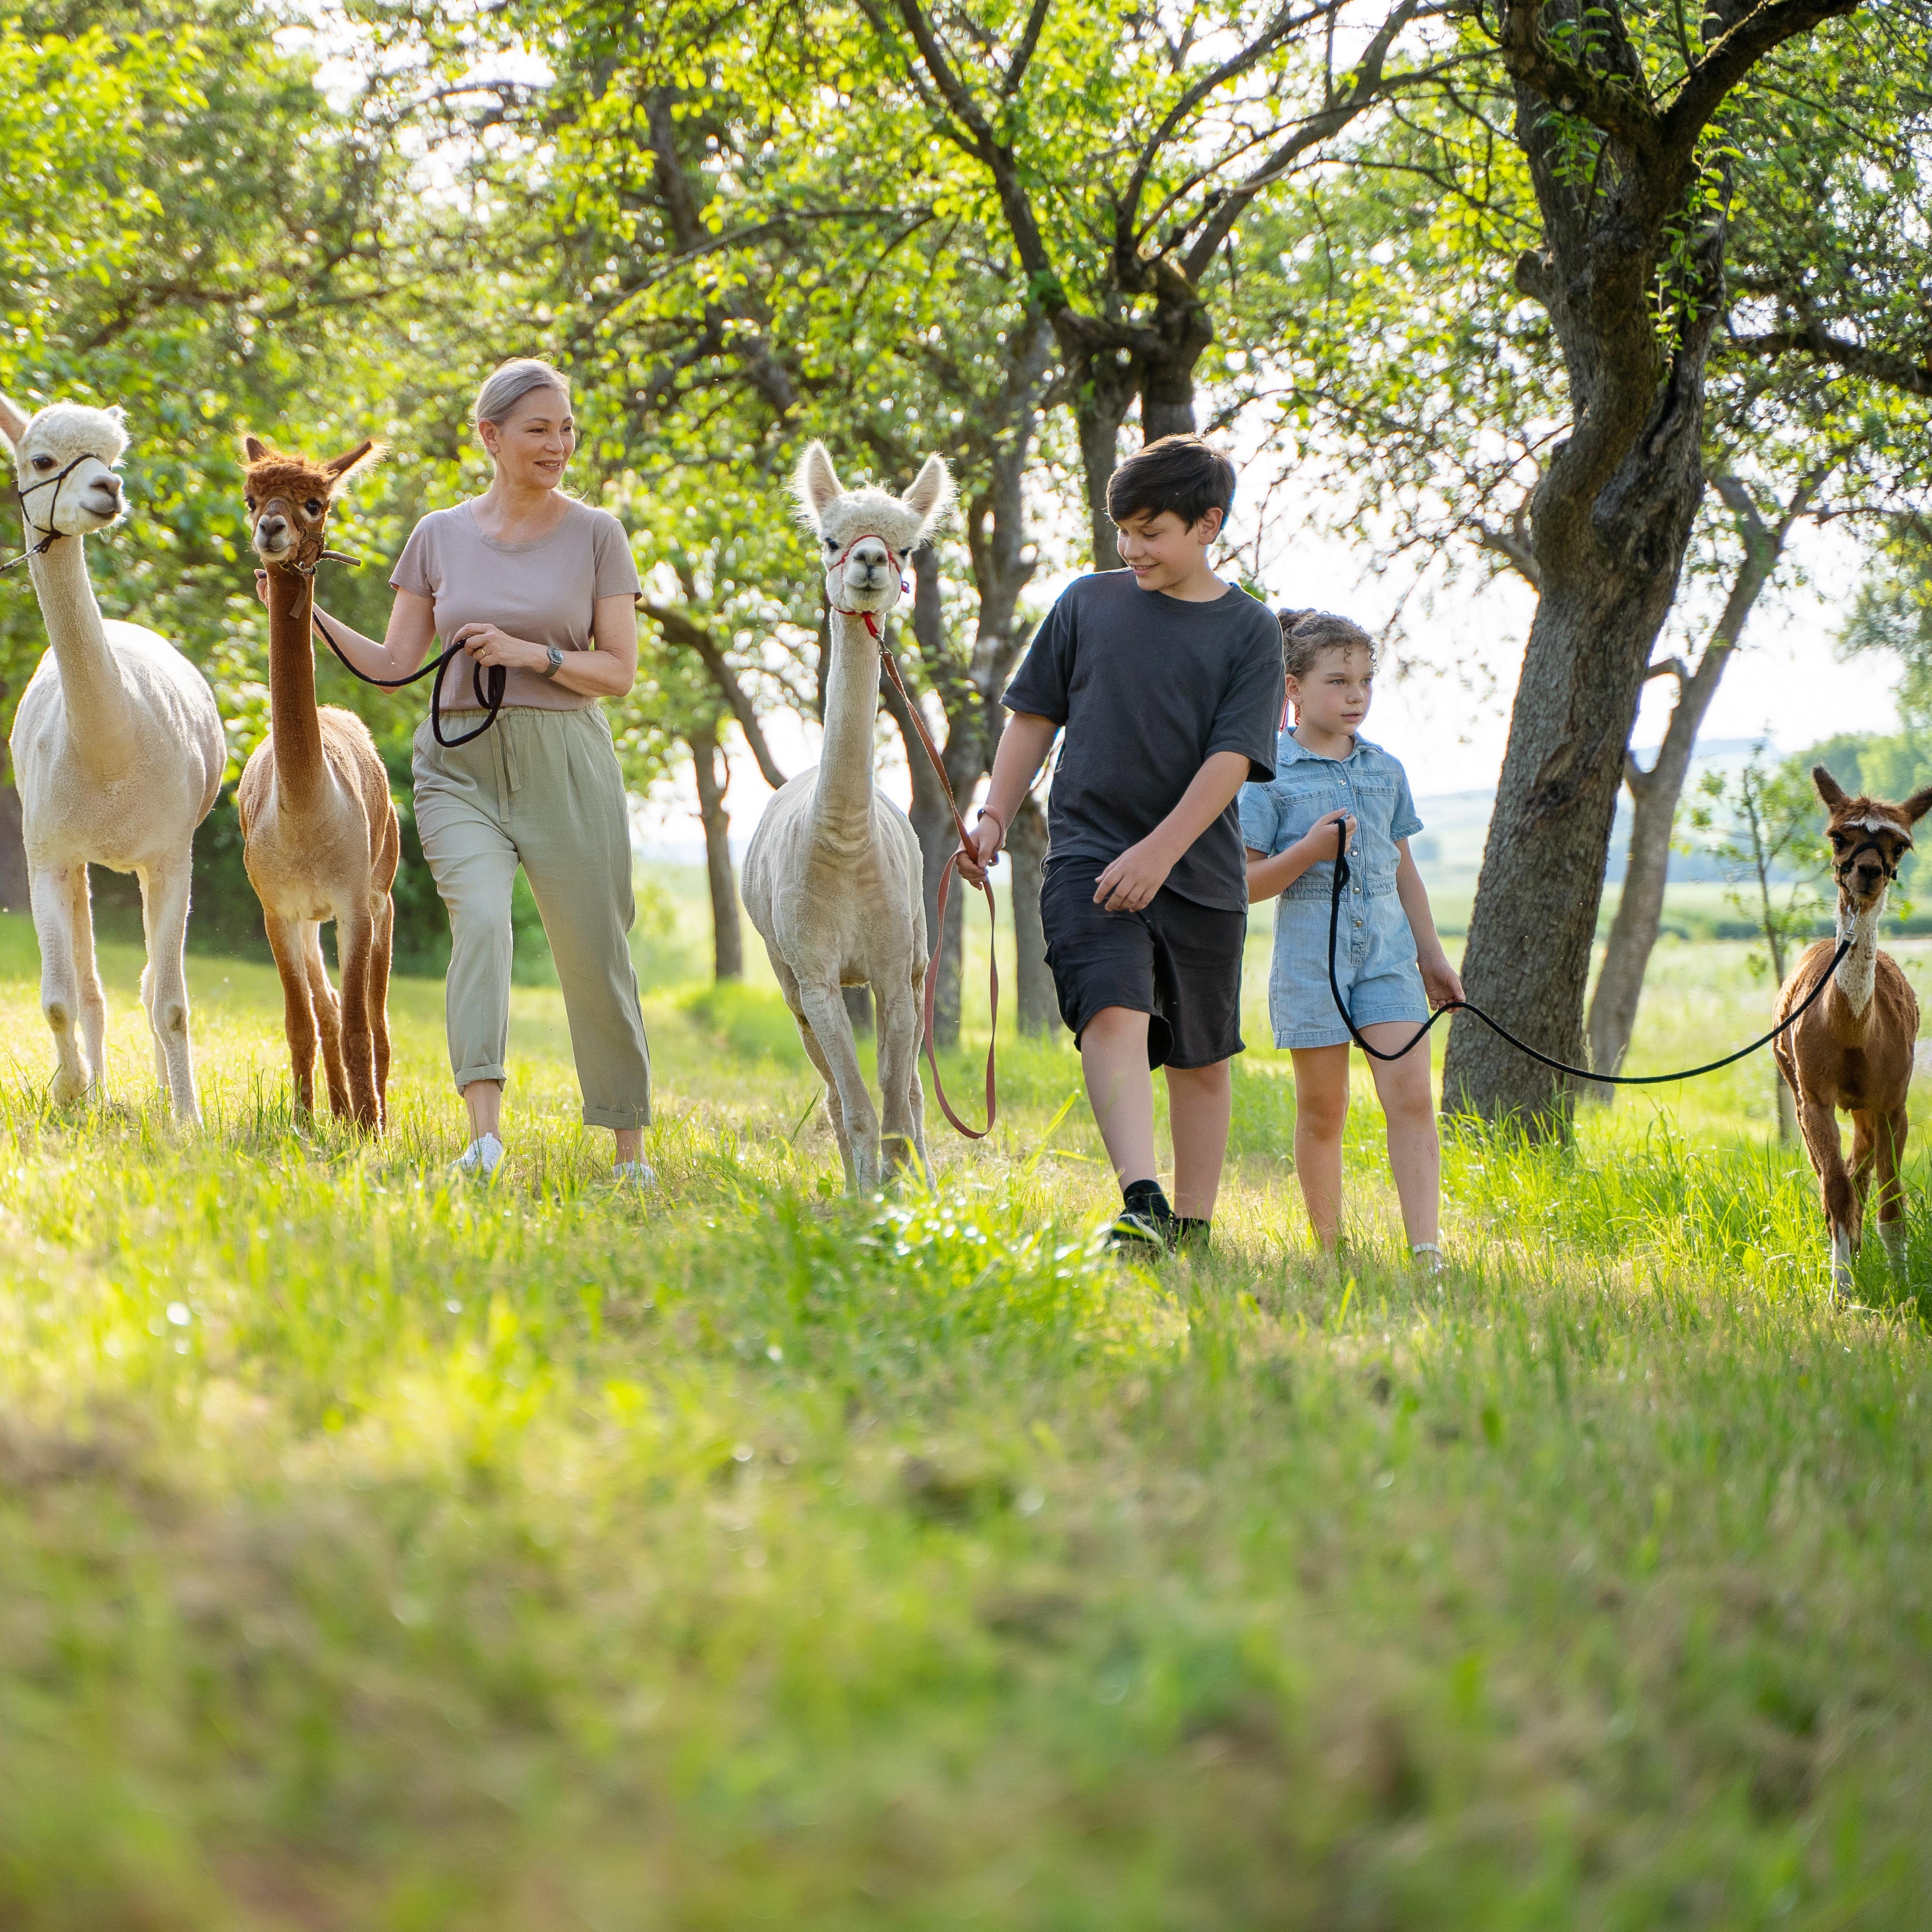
top-left (1410, 1241), bottom-right (1443, 1279)
top-left (453, 1132), bottom-right (505, 1179)
top-left (612, 1158), bottom-right (658, 1191)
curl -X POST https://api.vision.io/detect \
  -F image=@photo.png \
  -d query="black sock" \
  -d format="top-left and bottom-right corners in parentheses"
top-left (1122, 1178), bottom-right (1175, 1225)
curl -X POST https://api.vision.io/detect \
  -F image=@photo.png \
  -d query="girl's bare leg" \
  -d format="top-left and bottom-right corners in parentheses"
top-left (1362, 1022), bottom-right (1440, 1248)
top-left (1289, 1044), bottom-right (1350, 1250)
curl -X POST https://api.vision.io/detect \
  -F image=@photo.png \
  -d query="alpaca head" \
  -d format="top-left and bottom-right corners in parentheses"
top-left (1814, 766), bottom-right (1932, 912)
top-left (241, 433), bottom-right (383, 574)
top-left (793, 440), bottom-right (953, 623)
top-left (0, 394), bottom-right (129, 541)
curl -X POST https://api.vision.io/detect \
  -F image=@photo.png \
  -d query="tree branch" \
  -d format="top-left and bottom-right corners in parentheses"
top-left (1498, 0), bottom-right (1663, 154)
top-left (1724, 325), bottom-right (1932, 400)
top-left (1659, 0), bottom-right (1861, 161)
top-left (641, 601), bottom-right (789, 791)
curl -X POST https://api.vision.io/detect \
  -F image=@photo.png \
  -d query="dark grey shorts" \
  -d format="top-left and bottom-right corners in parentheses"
top-left (1039, 859), bottom-right (1247, 1070)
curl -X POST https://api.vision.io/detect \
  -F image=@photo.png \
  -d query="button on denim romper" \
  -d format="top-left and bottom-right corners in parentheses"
top-left (1239, 732), bottom-right (1428, 1050)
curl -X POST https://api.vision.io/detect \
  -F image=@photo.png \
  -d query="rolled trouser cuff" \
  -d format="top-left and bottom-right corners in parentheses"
top-left (583, 1103), bottom-right (650, 1130)
top-left (453, 1061), bottom-right (509, 1091)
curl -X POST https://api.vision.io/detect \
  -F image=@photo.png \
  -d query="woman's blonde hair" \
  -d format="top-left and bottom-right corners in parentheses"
top-left (1279, 607), bottom-right (1377, 683)
top-left (474, 357), bottom-right (570, 430)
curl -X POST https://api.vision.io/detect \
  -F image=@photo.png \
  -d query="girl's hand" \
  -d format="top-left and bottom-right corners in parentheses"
top-left (454, 622), bottom-right (541, 672)
top-left (1421, 953), bottom-right (1465, 1009)
top-left (253, 568), bottom-right (269, 608)
top-left (1298, 809), bottom-right (1356, 860)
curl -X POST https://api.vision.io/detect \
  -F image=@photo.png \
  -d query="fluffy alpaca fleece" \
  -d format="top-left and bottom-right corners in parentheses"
top-left (2, 395), bottom-right (224, 1118)
top-left (235, 434), bottom-right (399, 1131)
top-left (741, 440), bottom-right (953, 1193)
top-left (1772, 766), bottom-right (1932, 1295)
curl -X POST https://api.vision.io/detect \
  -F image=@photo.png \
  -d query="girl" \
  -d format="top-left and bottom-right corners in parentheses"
top-left (1239, 610), bottom-right (1463, 1265)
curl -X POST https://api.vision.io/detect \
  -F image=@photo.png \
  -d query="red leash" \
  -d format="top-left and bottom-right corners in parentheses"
top-left (830, 536), bottom-right (997, 1140)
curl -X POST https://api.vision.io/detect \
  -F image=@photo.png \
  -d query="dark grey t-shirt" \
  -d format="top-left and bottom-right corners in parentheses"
top-left (1002, 570), bottom-right (1284, 911)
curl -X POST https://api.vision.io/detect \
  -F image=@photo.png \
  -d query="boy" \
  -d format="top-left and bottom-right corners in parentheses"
top-left (959, 434), bottom-right (1283, 1250)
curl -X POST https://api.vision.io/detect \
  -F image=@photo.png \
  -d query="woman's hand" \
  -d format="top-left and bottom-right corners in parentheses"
top-left (1420, 952), bottom-right (1465, 1010)
top-left (454, 622), bottom-right (545, 674)
top-left (1296, 809), bottom-right (1356, 863)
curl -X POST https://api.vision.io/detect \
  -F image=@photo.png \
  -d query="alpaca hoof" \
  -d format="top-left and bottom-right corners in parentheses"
top-left (51, 1069), bottom-right (90, 1107)
top-left (1879, 1222), bottom-right (1906, 1272)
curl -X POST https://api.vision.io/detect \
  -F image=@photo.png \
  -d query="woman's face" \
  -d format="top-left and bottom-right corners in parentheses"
top-left (480, 387), bottom-right (575, 491)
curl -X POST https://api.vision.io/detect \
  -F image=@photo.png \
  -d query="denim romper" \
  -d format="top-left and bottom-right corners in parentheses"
top-left (1239, 733), bottom-right (1427, 1050)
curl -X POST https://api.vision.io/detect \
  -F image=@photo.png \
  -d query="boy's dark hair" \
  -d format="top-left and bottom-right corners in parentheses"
top-left (1279, 608), bottom-right (1377, 682)
top-left (1105, 433), bottom-right (1237, 531)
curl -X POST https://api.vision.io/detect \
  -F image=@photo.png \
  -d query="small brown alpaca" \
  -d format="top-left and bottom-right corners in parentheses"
top-left (236, 435), bottom-right (399, 1130)
top-left (1773, 766), bottom-right (1932, 1296)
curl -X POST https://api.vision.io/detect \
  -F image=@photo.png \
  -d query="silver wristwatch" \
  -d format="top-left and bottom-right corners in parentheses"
top-left (541, 644), bottom-right (564, 679)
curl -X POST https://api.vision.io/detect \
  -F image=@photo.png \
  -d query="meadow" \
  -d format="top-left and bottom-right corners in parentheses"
top-left (3, 879), bottom-right (1932, 1929)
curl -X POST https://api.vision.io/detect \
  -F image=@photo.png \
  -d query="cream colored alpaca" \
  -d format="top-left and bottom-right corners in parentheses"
top-left (742, 442), bottom-right (952, 1193)
top-left (1, 396), bottom-right (223, 1119)
top-left (237, 435), bottom-right (398, 1131)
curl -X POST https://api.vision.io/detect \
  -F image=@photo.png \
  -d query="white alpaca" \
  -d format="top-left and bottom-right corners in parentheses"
top-left (742, 441), bottom-right (953, 1192)
top-left (1, 396), bottom-right (224, 1119)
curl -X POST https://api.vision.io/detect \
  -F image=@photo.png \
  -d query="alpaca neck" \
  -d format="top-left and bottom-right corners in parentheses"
top-left (811, 610), bottom-right (880, 853)
top-left (1832, 894), bottom-right (1883, 1021)
top-left (265, 567), bottom-right (329, 812)
top-left (28, 534), bottom-right (134, 774)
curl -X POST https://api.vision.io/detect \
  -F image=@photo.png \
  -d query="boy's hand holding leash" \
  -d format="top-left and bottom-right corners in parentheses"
top-left (957, 810), bottom-right (1004, 888)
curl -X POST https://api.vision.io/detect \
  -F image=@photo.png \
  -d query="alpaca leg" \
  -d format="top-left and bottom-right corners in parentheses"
top-left (1875, 1106), bottom-right (1910, 1273)
top-left (368, 893), bottom-right (394, 1131)
top-left (265, 917), bottom-right (319, 1114)
top-left (1796, 1089), bottom-right (1857, 1296)
top-left (137, 856), bottom-right (200, 1123)
top-left (303, 925), bottom-right (349, 1118)
top-left (70, 868), bottom-right (107, 1100)
top-left (29, 866), bottom-right (90, 1104)
top-left (797, 981), bottom-right (881, 1193)
top-left (875, 972), bottom-right (928, 1180)
top-left (336, 909), bottom-right (379, 1131)
top-left (771, 956), bottom-right (851, 1185)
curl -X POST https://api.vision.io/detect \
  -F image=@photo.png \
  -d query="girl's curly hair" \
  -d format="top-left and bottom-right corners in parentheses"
top-left (1279, 608), bottom-right (1377, 683)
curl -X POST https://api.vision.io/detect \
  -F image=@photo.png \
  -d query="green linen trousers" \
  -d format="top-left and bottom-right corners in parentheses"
top-left (412, 706), bottom-right (652, 1129)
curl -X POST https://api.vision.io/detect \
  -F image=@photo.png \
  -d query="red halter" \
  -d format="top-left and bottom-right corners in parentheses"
top-left (826, 531), bottom-right (908, 638)
top-left (822, 530), bottom-right (999, 1140)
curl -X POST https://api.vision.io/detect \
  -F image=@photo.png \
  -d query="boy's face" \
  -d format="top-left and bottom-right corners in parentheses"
top-left (1288, 645), bottom-right (1373, 736)
top-left (1113, 505), bottom-right (1223, 591)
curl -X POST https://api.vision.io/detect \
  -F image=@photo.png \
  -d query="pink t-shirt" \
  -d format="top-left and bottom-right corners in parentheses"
top-left (390, 497), bottom-right (641, 712)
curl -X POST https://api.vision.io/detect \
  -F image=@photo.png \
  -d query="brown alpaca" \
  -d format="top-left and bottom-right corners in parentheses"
top-left (236, 435), bottom-right (399, 1130)
top-left (1773, 766), bottom-right (1932, 1296)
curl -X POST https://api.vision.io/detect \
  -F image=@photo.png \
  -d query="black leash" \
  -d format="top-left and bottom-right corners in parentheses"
top-left (1323, 822), bottom-right (1851, 1083)
top-left (3, 455), bottom-right (96, 572)
top-left (300, 558), bottom-right (506, 748)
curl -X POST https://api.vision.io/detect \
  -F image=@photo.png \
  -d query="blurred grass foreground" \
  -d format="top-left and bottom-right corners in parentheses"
top-left (2, 876), bottom-right (1932, 1929)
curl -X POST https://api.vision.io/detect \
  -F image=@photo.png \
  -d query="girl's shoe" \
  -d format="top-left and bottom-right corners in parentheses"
top-left (453, 1132), bottom-right (505, 1180)
top-left (612, 1159), bottom-right (658, 1191)
top-left (1410, 1241), bottom-right (1443, 1279)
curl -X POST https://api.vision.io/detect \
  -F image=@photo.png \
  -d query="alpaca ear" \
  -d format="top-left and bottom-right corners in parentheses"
top-left (1903, 787), bottom-right (1932, 826)
top-left (900, 453), bottom-right (954, 536)
top-left (1813, 766), bottom-right (1847, 810)
top-left (794, 440), bottom-right (842, 529)
top-left (243, 435), bottom-right (269, 463)
top-left (325, 438), bottom-right (383, 484)
top-left (0, 393), bottom-right (27, 450)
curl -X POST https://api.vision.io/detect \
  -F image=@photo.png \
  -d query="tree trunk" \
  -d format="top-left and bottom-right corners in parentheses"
top-left (690, 716), bottom-right (742, 981)
top-left (1071, 356), bottom-right (1137, 571)
top-left (1584, 474), bottom-right (1802, 1087)
top-left (1007, 785), bottom-right (1055, 1036)
top-left (1443, 23), bottom-right (1728, 1134)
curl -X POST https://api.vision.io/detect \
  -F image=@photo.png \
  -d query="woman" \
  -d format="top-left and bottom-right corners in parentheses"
top-left (304, 357), bottom-right (653, 1182)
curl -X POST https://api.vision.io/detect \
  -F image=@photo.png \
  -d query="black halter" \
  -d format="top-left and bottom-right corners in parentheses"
top-left (2, 454), bottom-right (98, 572)
top-left (1833, 829), bottom-right (1908, 884)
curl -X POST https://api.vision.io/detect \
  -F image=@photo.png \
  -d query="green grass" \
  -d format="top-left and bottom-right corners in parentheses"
top-left (3, 895), bottom-right (1932, 1928)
